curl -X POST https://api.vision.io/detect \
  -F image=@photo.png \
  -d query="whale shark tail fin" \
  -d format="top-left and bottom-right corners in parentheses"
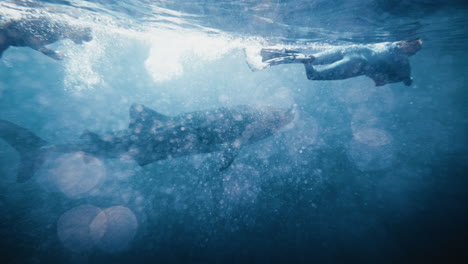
top-left (0, 120), bottom-right (48, 182)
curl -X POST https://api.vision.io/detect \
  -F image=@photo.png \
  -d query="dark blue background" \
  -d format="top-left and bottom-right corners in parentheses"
top-left (0, 0), bottom-right (467, 263)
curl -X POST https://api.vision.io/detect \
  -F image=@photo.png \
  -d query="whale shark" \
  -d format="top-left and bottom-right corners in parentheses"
top-left (0, 104), bottom-right (295, 182)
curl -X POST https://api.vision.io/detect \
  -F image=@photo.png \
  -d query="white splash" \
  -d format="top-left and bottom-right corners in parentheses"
top-left (144, 29), bottom-right (253, 82)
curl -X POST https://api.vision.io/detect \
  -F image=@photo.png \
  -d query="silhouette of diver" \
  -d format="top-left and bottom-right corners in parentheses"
top-left (259, 40), bottom-right (422, 86)
top-left (0, 17), bottom-right (92, 60)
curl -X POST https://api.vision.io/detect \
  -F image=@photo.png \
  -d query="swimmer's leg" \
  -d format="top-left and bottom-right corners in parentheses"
top-left (35, 46), bottom-right (64, 60)
top-left (311, 47), bottom-right (345, 65)
top-left (304, 57), bottom-right (365, 80)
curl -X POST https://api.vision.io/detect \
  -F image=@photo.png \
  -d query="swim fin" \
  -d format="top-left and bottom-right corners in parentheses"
top-left (260, 48), bottom-right (315, 66)
top-left (0, 120), bottom-right (48, 182)
top-left (260, 48), bottom-right (301, 62)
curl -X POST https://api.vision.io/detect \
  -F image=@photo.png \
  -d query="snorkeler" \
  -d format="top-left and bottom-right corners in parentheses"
top-left (258, 40), bottom-right (422, 86)
top-left (0, 17), bottom-right (92, 60)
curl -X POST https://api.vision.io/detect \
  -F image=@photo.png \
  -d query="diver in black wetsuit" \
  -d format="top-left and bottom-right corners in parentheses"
top-left (260, 40), bottom-right (422, 86)
top-left (0, 17), bottom-right (92, 60)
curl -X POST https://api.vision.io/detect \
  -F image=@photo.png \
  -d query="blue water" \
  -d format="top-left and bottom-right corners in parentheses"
top-left (0, 0), bottom-right (467, 263)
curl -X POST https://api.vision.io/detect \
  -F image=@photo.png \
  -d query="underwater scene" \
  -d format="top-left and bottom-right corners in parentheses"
top-left (0, 0), bottom-right (467, 263)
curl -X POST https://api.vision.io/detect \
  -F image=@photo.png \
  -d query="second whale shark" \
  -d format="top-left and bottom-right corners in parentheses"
top-left (0, 104), bottom-right (295, 182)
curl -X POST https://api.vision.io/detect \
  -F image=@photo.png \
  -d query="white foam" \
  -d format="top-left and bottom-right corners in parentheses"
top-left (144, 29), bottom-right (259, 82)
top-left (63, 37), bottom-right (104, 92)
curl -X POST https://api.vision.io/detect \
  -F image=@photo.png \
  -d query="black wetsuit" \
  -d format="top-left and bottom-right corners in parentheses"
top-left (305, 42), bottom-right (413, 86)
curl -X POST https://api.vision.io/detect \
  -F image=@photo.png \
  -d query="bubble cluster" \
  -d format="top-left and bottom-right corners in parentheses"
top-left (282, 113), bottom-right (319, 161)
top-left (223, 165), bottom-right (261, 205)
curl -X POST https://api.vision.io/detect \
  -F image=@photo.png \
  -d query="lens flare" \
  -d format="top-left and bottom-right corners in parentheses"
top-left (57, 205), bottom-right (105, 252)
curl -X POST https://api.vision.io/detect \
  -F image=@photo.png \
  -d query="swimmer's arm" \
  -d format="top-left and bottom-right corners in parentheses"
top-left (305, 57), bottom-right (366, 80)
top-left (36, 46), bottom-right (64, 60)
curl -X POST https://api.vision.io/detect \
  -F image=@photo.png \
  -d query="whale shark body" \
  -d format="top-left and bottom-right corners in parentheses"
top-left (0, 104), bottom-right (295, 182)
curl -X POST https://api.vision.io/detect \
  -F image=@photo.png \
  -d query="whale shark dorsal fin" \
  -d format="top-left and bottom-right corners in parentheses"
top-left (129, 104), bottom-right (169, 129)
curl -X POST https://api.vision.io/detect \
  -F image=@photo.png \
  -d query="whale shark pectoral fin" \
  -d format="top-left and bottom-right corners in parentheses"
top-left (219, 145), bottom-right (240, 171)
top-left (129, 104), bottom-right (169, 129)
